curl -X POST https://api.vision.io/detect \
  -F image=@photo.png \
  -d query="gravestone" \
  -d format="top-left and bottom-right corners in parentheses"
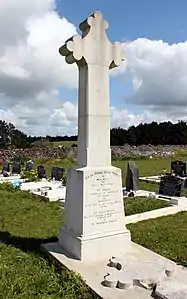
top-left (58, 11), bottom-right (131, 261)
top-left (125, 161), bottom-right (139, 192)
top-left (37, 165), bottom-right (46, 179)
top-left (26, 160), bottom-right (34, 171)
top-left (51, 166), bottom-right (64, 181)
top-left (12, 162), bottom-right (21, 174)
top-left (159, 175), bottom-right (184, 197)
top-left (171, 160), bottom-right (186, 177)
top-left (3, 162), bottom-right (10, 172)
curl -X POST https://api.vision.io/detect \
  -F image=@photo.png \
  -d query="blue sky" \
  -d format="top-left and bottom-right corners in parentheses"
top-left (56, 0), bottom-right (187, 114)
top-left (1, 0), bottom-right (187, 136)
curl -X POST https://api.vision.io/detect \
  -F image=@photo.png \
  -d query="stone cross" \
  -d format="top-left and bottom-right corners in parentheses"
top-left (58, 12), bottom-right (130, 262)
top-left (59, 11), bottom-right (124, 167)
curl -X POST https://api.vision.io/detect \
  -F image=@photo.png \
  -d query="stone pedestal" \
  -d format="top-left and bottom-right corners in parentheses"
top-left (59, 165), bottom-right (131, 261)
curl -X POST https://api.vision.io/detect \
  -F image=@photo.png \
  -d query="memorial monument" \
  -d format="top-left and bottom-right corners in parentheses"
top-left (58, 11), bottom-right (131, 261)
top-left (43, 12), bottom-right (187, 298)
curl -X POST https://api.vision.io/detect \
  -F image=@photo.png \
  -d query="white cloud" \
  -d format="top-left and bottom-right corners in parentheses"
top-left (0, 0), bottom-right (80, 135)
top-left (118, 39), bottom-right (187, 115)
top-left (0, 2), bottom-right (187, 136)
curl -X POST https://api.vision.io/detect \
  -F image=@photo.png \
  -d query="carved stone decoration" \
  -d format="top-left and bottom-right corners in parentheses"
top-left (59, 11), bottom-right (124, 68)
top-left (102, 256), bottom-right (187, 298)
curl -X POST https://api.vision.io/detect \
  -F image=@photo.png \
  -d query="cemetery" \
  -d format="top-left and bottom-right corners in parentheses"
top-left (1, 9), bottom-right (187, 299)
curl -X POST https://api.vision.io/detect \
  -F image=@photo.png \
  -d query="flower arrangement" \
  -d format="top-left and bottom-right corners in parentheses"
top-left (21, 167), bottom-right (38, 182)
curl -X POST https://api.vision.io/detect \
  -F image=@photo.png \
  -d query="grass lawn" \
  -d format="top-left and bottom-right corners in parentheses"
top-left (128, 211), bottom-right (187, 267)
top-left (0, 182), bottom-right (177, 299)
top-left (1, 154), bottom-right (187, 297)
top-left (0, 184), bottom-right (99, 299)
top-left (124, 196), bottom-right (170, 216)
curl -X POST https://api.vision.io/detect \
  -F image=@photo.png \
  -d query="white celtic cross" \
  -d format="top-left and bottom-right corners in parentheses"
top-left (59, 11), bottom-right (125, 167)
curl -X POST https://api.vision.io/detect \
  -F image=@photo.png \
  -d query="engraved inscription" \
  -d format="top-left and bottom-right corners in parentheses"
top-left (84, 170), bottom-right (125, 233)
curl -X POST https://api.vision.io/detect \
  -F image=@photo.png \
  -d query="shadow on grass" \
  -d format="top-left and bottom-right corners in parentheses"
top-left (0, 231), bottom-right (58, 253)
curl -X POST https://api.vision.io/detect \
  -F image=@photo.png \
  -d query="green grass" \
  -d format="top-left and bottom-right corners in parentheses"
top-left (128, 211), bottom-right (187, 267)
top-left (33, 156), bottom-right (173, 183)
top-left (1, 154), bottom-right (187, 297)
top-left (52, 141), bottom-right (77, 147)
top-left (0, 181), bottom-right (172, 298)
top-left (0, 185), bottom-right (99, 299)
top-left (124, 196), bottom-right (171, 216)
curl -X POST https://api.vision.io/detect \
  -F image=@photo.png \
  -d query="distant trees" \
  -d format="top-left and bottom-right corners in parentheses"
top-left (0, 121), bottom-right (29, 149)
top-left (1, 120), bottom-right (187, 149)
top-left (110, 121), bottom-right (187, 146)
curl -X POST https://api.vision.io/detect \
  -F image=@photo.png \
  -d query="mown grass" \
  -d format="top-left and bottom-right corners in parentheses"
top-left (128, 211), bottom-right (187, 267)
top-left (34, 156), bottom-right (174, 183)
top-left (1, 153), bottom-right (187, 297)
top-left (124, 196), bottom-right (170, 216)
top-left (0, 185), bottom-right (99, 299)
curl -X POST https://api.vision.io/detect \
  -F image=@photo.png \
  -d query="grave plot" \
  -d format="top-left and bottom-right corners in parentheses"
top-left (2, 163), bottom-right (67, 202)
top-left (124, 159), bottom-right (187, 208)
top-left (19, 178), bottom-right (66, 202)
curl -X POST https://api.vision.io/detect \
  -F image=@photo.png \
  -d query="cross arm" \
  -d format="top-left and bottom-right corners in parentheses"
top-left (59, 35), bottom-right (83, 64)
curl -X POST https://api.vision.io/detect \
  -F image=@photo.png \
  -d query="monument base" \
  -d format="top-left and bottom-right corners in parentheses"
top-left (59, 165), bottom-right (131, 261)
top-left (59, 226), bottom-right (131, 261)
top-left (42, 241), bottom-right (187, 299)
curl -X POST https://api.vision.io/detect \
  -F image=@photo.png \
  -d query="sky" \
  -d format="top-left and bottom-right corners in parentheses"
top-left (1, 0), bottom-right (187, 136)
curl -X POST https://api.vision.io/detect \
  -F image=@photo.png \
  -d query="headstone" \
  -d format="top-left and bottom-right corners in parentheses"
top-left (26, 160), bottom-right (34, 171)
top-left (125, 161), bottom-right (139, 192)
top-left (37, 165), bottom-right (46, 179)
top-left (171, 160), bottom-right (186, 177)
top-left (51, 167), bottom-right (64, 181)
top-left (3, 162), bottom-right (10, 172)
top-left (12, 162), bottom-right (21, 174)
top-left (159, 175), bottom-right (184, 197)
top-left (58, 11), bottom-right (131, 261)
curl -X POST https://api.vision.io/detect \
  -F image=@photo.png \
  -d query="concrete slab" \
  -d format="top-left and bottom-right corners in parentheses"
top-left (32, 186), bottom-right (66, 202)
top-left (42, 242), bottom-right (187, 299)
top-left (123, 187), bottom-right (187, 207)
top-left (20, 180), bottom-right (66, 201)
top-left (125, 205), bottom-right (187, 224)
top-left (139, 175), bottom-right (161, 184)
top-left (0, 174), bottom-right (24, 183)
top-left (20, 180), bottom-right (62, 191)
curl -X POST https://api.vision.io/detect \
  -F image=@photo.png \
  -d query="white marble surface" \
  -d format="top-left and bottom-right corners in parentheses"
top-left (20, 179), bottom-right (66, 201)
top-left (59, 166), bottom-right (131, 261)
top-left (43, 241), bottom-right (187, 299)
top-left (60, 12), bottom-right (124, 168)
top-left (20, 180), bottom-right (62, 191)
top-left (58, 11), bottom-right (131, 261)
top-left (0, 174), bottom-right (22, 182)
top-left (139, 175), bottom-right (161, 183)
top-left (32, 186), bottom-right (66, 202)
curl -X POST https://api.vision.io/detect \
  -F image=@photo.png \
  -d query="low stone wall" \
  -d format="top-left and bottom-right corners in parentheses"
top-left (0, 144), bottom-right (185, 162)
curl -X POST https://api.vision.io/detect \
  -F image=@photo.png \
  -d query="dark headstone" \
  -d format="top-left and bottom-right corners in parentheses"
top-left (171, 160), bottom-right (186, 177)
top-left (2, 171), bottom-right (9, 177)
top-left (159, 175), bottom-right (184, 197)
top-left (125, 161), bottom-right (139, 192)
top-left (51, 167), bottom-right (64, 181)
top-left (26, 161), bottom-right (34, 171)
top-left (37, 165), bottom-right (46, 179)
top-left (128, 191), bottom-right (135, 198)
top-left (3, 162), bottom-right (10, 172)
top-left (12, 162), bottom-right (21, 174)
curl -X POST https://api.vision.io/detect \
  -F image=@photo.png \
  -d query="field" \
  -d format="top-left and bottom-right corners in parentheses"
top-left (52, 141), bottom-right (77, 147)
top-left (1, 152), bottom-right (187, 298)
